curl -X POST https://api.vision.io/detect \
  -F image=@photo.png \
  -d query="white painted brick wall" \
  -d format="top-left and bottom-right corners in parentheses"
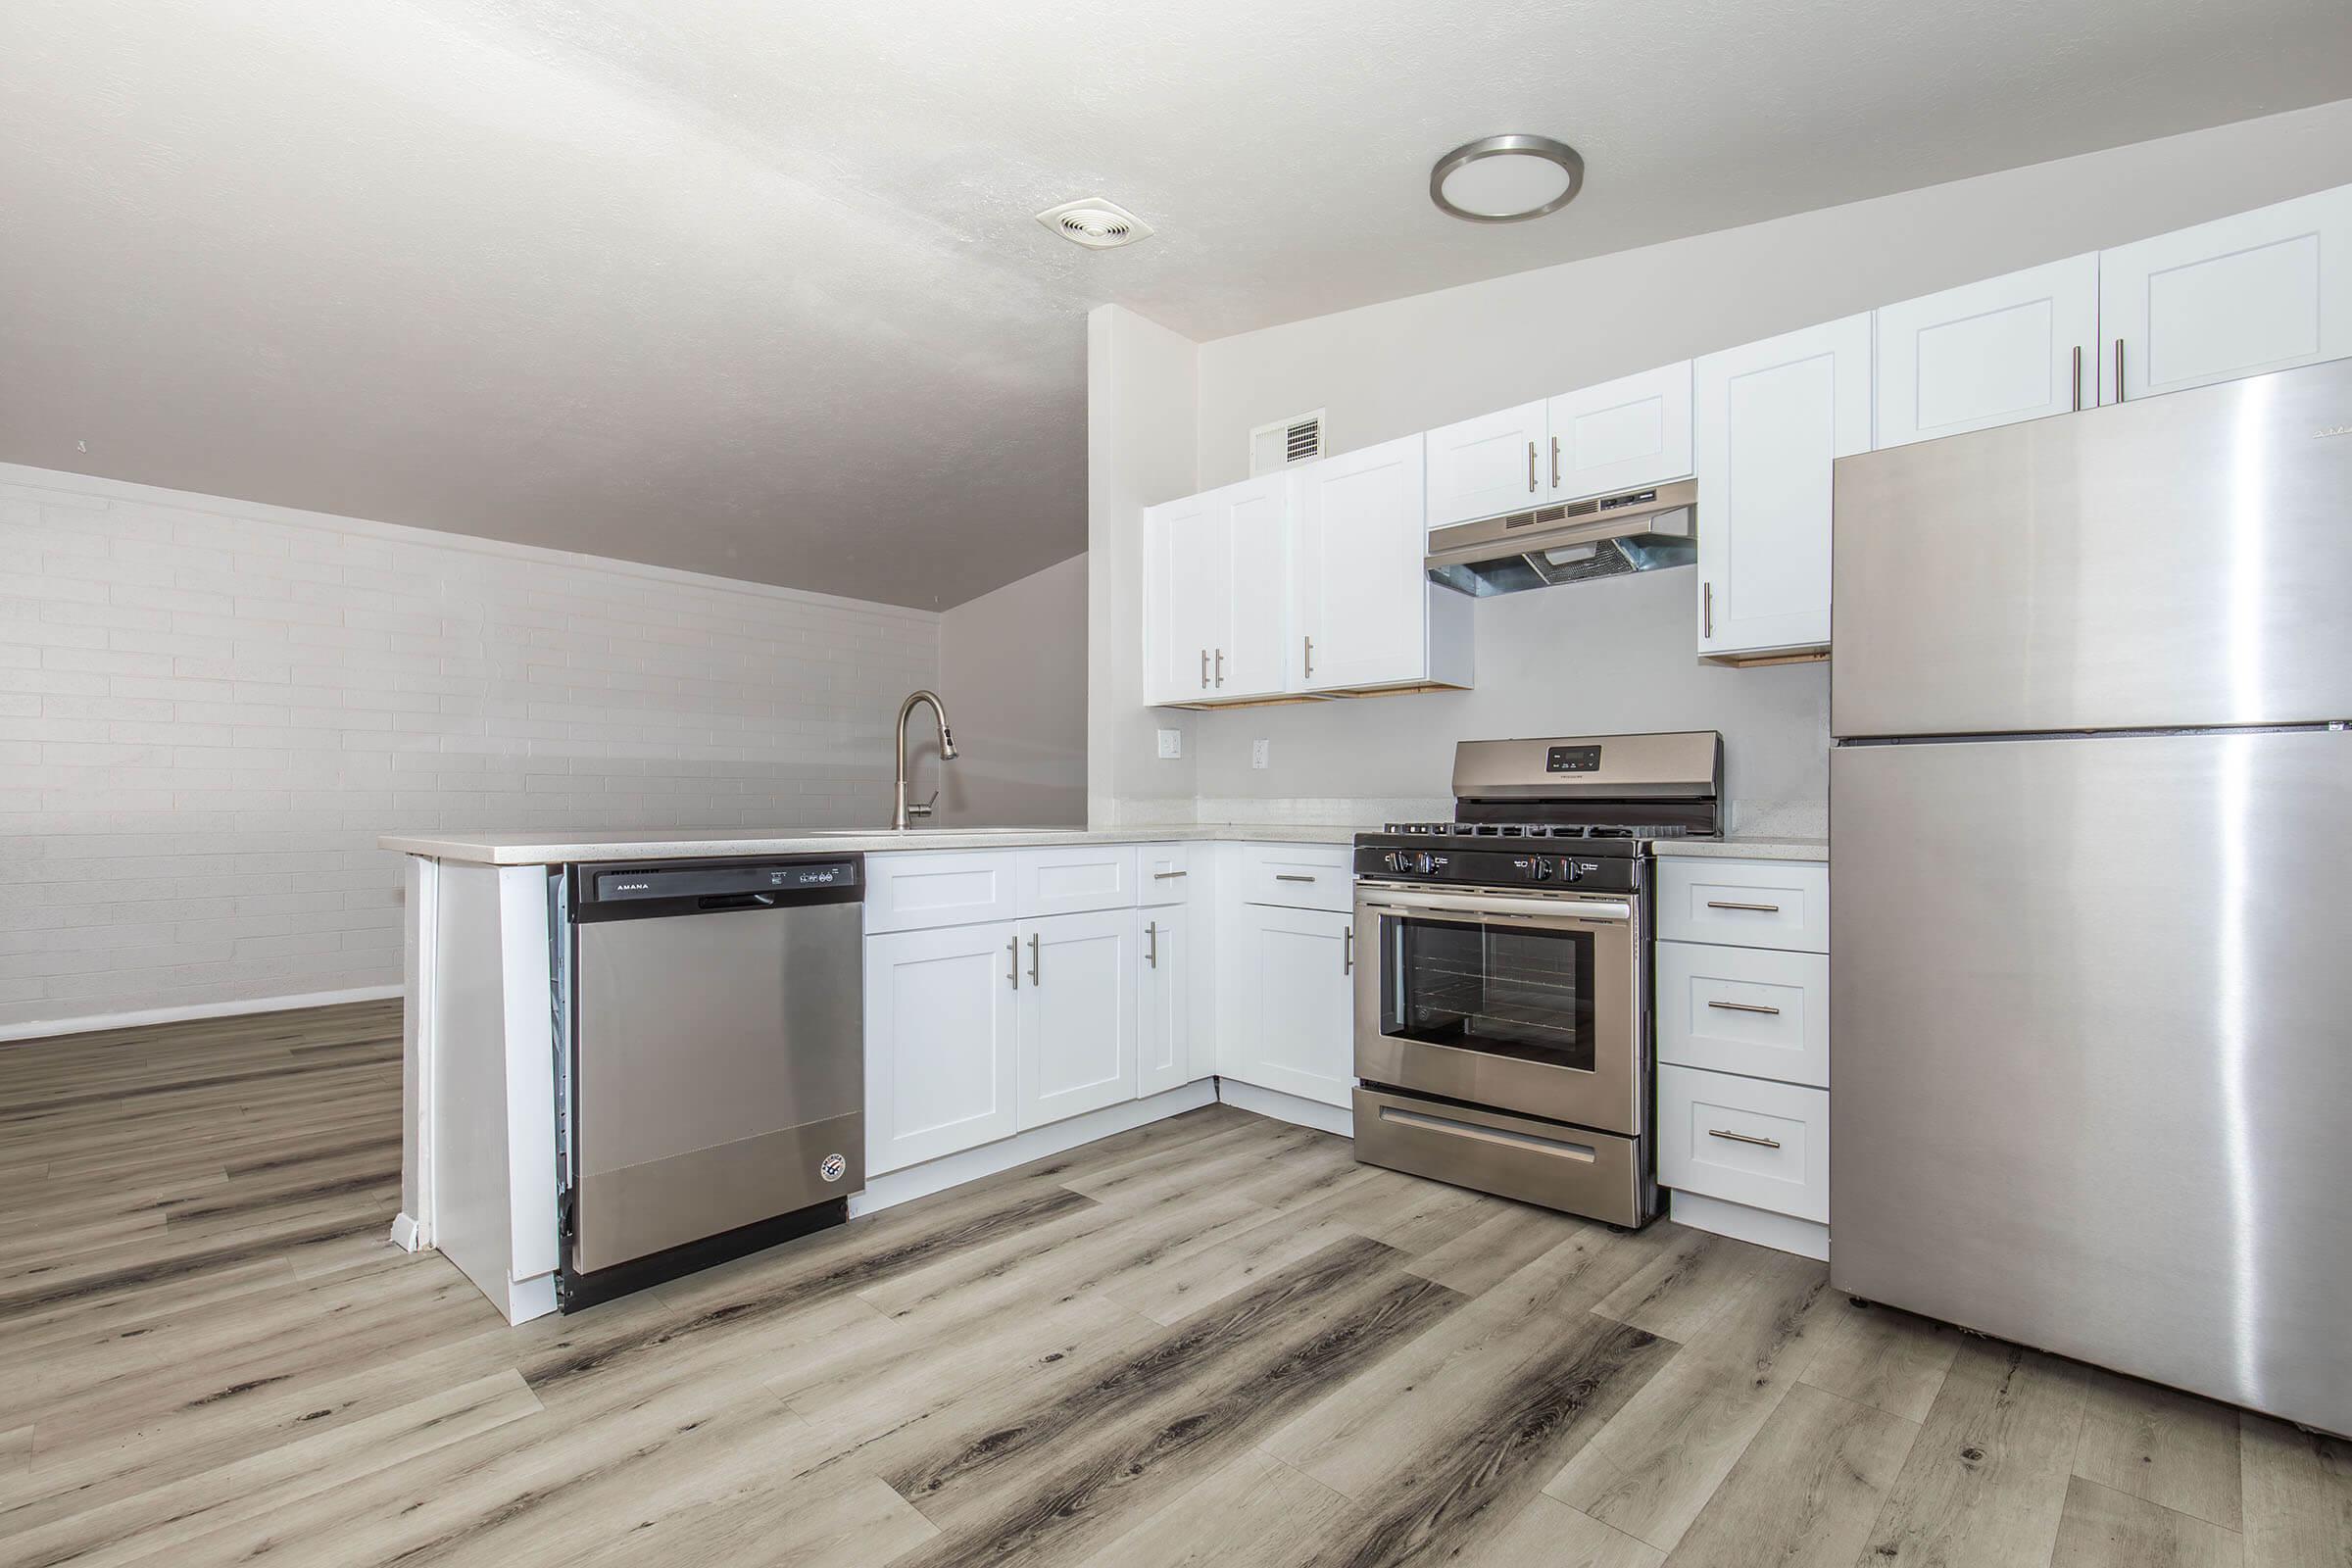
top-left (0, 464), bottom-right (940, 1034)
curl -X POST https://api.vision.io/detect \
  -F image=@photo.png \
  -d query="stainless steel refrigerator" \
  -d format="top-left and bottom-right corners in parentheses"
top-left (1829, 357), bottom-right (2352, 1437)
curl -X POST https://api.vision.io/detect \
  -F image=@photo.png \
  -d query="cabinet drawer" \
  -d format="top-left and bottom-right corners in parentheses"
top-left (1237, 843), bottom-right (1353, 911)
top-left (1655, 941), bottom-right (1829, 1088)
top-left (1138, 843), bottom-right (1194, 906)
top-left (1016, 845), bottom-right (1139, 918)
top-left (1656, 858), bottom-right (1829, 953)
top-left (865, 851), bottom-right (1019, 934)
top-left (1658, 1064), bottom-right (1829, 1223)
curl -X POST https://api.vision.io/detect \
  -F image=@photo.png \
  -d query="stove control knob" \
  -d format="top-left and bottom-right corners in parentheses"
top-left (1563, 860), bottom-right (1587, 884)
top-left (1532, 858), bottom-right (1555, 882)
top-left (1415, 852), bottom-right (1438, 874)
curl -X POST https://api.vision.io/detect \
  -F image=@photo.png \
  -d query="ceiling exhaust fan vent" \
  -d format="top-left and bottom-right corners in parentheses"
top-left (1036, 198), bottom-right (1154, 250)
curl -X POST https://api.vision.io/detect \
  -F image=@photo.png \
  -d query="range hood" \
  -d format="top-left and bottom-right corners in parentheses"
top-left (1425, 478), bottom-right (1697, 597)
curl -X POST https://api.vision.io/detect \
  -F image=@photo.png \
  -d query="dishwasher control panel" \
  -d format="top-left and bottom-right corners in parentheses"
top-left (586, 858), bottom-right (859, 904)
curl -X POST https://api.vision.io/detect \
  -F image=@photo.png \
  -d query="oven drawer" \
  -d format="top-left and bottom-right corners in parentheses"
top-left (1656, 858), bottom-right (1829, 953)
top-left (1657, 1064), bottom-right (1828, 1222)
top-left (1238, 844), bottom-right (1353, 911)
top-left (1655, 941), bottom-right (1829, 1088)
top-left (1352, 1087), bottom-right (1649, 1228)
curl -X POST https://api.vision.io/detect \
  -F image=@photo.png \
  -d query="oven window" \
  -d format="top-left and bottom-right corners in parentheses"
top-left (1383, 916), bottom-right (1595, 1073)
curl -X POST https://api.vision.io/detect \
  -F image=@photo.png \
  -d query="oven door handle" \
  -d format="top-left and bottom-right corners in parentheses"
top-left (1357, 891), bottom-right (1634, 927)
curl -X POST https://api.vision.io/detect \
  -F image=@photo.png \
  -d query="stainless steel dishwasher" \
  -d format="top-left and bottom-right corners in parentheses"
top-left (557, 855), bottom-right (862, 1309)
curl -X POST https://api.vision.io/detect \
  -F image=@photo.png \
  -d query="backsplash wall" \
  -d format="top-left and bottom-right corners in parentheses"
top-left (0, 464), bottom-right (939, 1035)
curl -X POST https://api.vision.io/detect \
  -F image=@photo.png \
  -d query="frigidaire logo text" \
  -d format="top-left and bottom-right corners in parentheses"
top-left (2319, 424), bottom-right (2352, 439)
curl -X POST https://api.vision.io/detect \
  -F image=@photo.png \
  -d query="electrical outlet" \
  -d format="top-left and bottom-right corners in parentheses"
top-left (1155, 728), bottom-right (1183, 760)
top-left (1251, 738), bottom-right (1270, 770)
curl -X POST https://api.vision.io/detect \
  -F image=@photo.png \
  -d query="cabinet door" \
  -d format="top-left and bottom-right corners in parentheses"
top-left (2100, 183), bottom-right (2352, 404)
top-left (1875, 254), bottom-right (2098, 447)
top-left (1015, 910), bottom-right (1139, 1129)
top-left (1216, 475), bottom-right (1291, 699)
top-left (1694, 315), bottom-right (1874, 659)
top-left (1425, 400), bottom-right (1547, 526)
top-left (1142, 493), bottom-right (1223, 705)
top-left (864, 922), bottom-right (1019, 1174)
top-left (1290, 435), bottom-right (1429, 693)
top-left (1545, 361), bottom-right (1693, 502)
top-left (1237, 905), bottom-right (1356, 1108)
top-left (1137, 906), bottom-right (1192, 1098)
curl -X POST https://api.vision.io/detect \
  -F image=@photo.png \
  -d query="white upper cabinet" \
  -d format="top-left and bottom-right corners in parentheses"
top-left (1142, 474), bottom-right (1288, 706)
top-left (1545, 361), bottom-right (1693, 501)
top-left (1695, 315), bottom-right (1874, 660)
top-left (2100, 183), bottom-right (2352, 404)
top-left (1875, 254), bottom-right (2099, 447)
top-left (1290, 435), bottom-right (1470, 695)
top-left (1425, 400), bottom-right (1548, 527)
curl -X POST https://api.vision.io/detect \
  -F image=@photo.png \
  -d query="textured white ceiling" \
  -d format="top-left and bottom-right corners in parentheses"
top-left (5, 1), bottom-right (2350, 608)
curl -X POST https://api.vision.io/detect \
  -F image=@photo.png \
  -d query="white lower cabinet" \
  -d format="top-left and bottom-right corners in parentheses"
top-left (864, 921), bottom-right (1021, 1174)
top-left (1137, 906), bottom-right (1192, 1098)
top-left (1229, 904), bottom-right (1356, 1108)
top-left (1015, 909), bottom-right (1139, 1130)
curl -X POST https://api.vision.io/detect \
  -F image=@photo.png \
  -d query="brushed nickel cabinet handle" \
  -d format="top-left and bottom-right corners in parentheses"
top-left (1214, 649), bottom-right (1224, 688)
top-left (1528, 440), bottom-right (1538, 493)
top-left (1152, 869), bottom-right (1188, 880)
top-left (1706, 900), bottom-right (1781, 913)
top-left (1707, 999), bottom-right (1783, 1016)
top-left (1550, 435), bottom-right (1562, 490)
top-left (1146, 920), bottom-right (1158, 968)
top-left (2113, 338), bottom-right (2125, 403)
top-left (1344, 926), bottom-right (1354, 975)
top-left (1708, 1127), bottom-right (1782, 1150)
top-left (1006, 936), bottom-right (1018, 989)
top-left (1200, 649), bottom-right (1209, 690)
top-left (1027, 932), bottom-right (1041, 986)
top-left (1302, 635), bottom-right (1314, 681)
top-left (2071, 345), bottom-right (2083, 413)
top-left (1702, 580), bottom-right (1713, 640)
top-left (1275, 873), bottom-right (1317, 883)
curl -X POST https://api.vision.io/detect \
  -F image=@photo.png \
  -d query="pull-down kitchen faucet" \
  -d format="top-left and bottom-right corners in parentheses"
top-left (893, 690), bottom-right (957, 829)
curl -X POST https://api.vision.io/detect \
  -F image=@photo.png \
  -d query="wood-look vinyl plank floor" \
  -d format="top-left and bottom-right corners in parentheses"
top-left (3, 1001), bottom-right (2343, 1566)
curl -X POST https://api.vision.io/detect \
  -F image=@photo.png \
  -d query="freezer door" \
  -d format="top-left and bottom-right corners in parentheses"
top-left (1830, 729), bottom-right (2352, 1435)
top-left (1832, 357), bottom-right (2352, 738)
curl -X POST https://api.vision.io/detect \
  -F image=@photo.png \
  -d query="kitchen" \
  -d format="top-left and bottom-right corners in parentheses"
top-left (5, 6), bottom-right (2351, 1565)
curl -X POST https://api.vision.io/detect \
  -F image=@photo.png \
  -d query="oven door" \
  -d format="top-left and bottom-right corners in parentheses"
top-left (1353, 881), bottom-right (1643, 1137)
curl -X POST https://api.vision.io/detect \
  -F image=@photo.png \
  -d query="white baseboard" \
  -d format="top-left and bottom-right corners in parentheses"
top-left (1216, 1078), bottom-right (1353, 1138)
top-left (1670, 1189), bottom-right (1830, 1261)
top-left (0, 984), bottom-right (404, 1043)
top-left (387, 1211), bottom-right (421, 1252)
top-left (850, 1079), bottom-right (1219, 1218)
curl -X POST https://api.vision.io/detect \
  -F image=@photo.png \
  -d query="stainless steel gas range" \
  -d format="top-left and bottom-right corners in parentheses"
top-left (1350, 731), bottom-right (1723, 1227)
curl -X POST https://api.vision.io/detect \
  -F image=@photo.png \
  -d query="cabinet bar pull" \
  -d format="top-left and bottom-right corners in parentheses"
top-left (1550, 435), bottom-right (1562, 490)
top-left (1706, 900), bottom-right (1780, 913)
top-left (1343, 926), bottom-right (1354, 975)
top-left (1274, 873), bottom-right (1317, 883)
top-left (1146, 920), bottom-right (1158, 968)
top-left (2071, 345), bottom-right (2083, 412)
top-left (1027, 932), bottom-right (1041, 986)
top-left (1214, 649), bottom-right (1224, 688)
top-left (1200, 649), bottom-right (1209, 689)
top-left (1708, 1127), bottom-right (1782, 1150)
top-left (1527, 440), bottom-right (1539, 493)
top-left (1152, 869), bottom-right (1188, 880)
top-left (1707, 999), bottom-right (1783, 1015)
top-left (1702, 580), bottom-right (1713, 640)
top-left (2113, 338), bottom-right (2125, 403)
top-left (1006, 936), bottom-right (1018, 990)
top-left (1302, 635), bottom-right (1314, 680)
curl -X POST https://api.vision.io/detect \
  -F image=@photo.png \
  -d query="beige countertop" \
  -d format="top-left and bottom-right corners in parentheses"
top-left (378, 822), bottom-right (1371, 866)
top-left (1648, 835), bottom-right (1829, 861)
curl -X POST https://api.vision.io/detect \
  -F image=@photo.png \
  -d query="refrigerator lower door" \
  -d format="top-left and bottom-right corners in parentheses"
top-left (1831, 728), bottom-right (2352, 1435)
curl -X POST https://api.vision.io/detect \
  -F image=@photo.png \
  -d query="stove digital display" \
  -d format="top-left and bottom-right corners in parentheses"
top-left (1545, 745), bottom-right (1601, 773)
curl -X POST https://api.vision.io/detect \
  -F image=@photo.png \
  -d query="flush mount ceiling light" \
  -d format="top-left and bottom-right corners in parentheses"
top-left (1430, 134), bottom-right (1586, 223)
top-left (1035, 197), bottom-right (1154, 250)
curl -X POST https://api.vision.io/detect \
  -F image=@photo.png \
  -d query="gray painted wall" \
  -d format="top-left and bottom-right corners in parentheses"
top-left (932, 553), bottom-right (1089, 827)
top-left (1145, 98), bottom-right (2352, 826)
